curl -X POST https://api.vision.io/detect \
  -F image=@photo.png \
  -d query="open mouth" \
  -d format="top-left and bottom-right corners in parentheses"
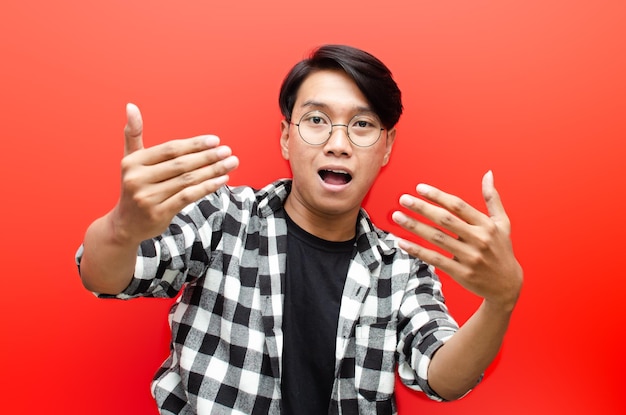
top-left (319, 169), bottom-right (352, 185)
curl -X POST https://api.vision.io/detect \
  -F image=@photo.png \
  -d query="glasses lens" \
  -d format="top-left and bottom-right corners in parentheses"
top-left (347, 115), bottom-right (382, 147)
top-left (298, 111), bottom-right (332, 145)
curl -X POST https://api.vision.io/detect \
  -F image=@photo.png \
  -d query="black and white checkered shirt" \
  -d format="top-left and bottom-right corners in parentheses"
top-left (76, 179), bottom-right (460, 414)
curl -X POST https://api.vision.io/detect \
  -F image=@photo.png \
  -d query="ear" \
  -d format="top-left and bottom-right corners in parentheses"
top-left (280, 119), bottom-right (290, 160)
top-left (381, 127), bottom-right (396, 166)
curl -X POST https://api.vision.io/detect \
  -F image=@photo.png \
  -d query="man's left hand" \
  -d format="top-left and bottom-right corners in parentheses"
top-left (392, 171), bottom-right (523, 312)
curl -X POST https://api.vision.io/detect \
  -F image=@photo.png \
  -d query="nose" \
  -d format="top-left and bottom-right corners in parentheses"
top-left (323, 124), bottom-right (352, 156)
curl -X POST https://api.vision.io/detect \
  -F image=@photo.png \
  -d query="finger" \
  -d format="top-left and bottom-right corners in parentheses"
top-left (157, 173), bottom-right (234, 215)
top-left (396, 237), bottom-right (465, 277)
top-left (397, 193), bottom-right (476, 242)
top-left (482, 170), bottom-right (511, 232)
top-left (124, 103), bottom-right (144, 156)
top-left (414, 183), bottom-right (487, 227)
top-left (392, 210), bottom-right (470, 258)
top-left (144, 144), bottom-right (236, 184)
top-left (145, 153), bottom-right (239, 201)
top-left (137, 135), bottom-right (221, 167)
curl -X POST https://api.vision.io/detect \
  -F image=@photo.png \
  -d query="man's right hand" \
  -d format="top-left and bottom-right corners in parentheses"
top-left (79, 104), bottom-right (239, 294)
top-left (112, 103), bottom-right (239, 245)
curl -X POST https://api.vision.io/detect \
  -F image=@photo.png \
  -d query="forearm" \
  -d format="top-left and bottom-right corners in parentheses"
top-left (79, 211), bottom-right (140, 295)
top-left (427, 300), bottom-right (513, 400)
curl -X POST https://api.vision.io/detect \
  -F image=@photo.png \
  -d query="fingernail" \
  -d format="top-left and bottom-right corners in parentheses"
top-left (392, 211), bottom-right (406, 224)
top-left (213, 175), bottom-right (229, 185)
top-left (216, 146), bottom-right (232, 158)
top-left (416, 184), bottom-right (432, 195)
top-left (399, 194), bottom-right (413, 207)
top-left (223, 156), bottom-right (239, 169)
top-left (397, 239), bottom-right (411, 251)
top-left (483, 170), bottom-right (494, 188)
top-left (204, 135), bottom-right (220, 147)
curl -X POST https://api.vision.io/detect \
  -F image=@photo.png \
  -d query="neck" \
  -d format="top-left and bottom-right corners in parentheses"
top-left (284, 196), bottom-right (358, 242)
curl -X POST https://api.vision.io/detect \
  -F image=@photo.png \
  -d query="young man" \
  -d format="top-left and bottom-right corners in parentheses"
top-left (76, 45), bottom-right (522, 414)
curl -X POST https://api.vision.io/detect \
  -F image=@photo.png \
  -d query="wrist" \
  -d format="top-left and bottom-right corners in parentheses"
top-left (106, 208), bottom-right (143, 247)
top-left (481, 295), bottom-right (518, 315)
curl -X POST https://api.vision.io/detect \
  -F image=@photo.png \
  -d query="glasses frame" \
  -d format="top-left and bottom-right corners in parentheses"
top-left (290, 110), bottom-right (385, 148)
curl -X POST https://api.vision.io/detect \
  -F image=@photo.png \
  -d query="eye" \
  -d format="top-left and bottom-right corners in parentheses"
top-left (351, 115), bottom-right (380, 130)
top-left (301, 111), bottom-right (330, 127)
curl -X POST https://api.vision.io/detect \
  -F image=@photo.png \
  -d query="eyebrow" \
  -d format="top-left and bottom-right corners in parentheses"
top-left (300, 100), bottom-right (375, 115)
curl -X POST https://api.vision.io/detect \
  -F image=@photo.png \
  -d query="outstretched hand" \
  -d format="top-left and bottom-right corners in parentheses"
top-left (392, 171), bottom-right (522, 311)
top-left (112, 103), bottom-right (239, 244)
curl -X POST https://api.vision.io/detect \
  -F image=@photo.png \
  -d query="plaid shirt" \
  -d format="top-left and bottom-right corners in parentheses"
top-left (76, 179), bottom-right (460, 414)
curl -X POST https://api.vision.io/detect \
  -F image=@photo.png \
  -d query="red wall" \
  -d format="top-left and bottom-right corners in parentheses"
top-left (2, 1), bottom-right (625, 413)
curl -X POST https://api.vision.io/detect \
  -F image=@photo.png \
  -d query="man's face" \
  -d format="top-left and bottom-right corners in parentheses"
top-left (280, 69), bottom-right (396, 219)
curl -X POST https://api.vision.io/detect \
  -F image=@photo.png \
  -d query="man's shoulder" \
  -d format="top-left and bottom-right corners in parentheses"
top-left (204, 179), bottom-right (291, 219)
top-left (356, 210), bottom-right (408, 258)
top-left (225, 179), bottom-right (290, 202)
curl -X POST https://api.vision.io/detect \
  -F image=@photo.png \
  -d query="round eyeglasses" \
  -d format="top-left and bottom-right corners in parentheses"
top-left (290, 110), bottom-right (385, 147)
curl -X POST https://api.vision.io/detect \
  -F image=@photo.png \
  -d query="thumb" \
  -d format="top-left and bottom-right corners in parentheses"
top-left (482, 170), bottom-right (511, 231)
top-left (124, 103), bottom-right (144, 155)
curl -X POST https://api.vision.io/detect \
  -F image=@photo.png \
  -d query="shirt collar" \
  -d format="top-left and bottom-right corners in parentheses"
top-left (257, 178), bottom-right (398, 270)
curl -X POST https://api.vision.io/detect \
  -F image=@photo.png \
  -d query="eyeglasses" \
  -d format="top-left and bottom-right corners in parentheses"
top-left (290, 110), bottom-right (384, 147)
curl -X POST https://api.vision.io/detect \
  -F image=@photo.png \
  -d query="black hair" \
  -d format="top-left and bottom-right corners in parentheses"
top-left (278, 44), bottom-right (403, 129)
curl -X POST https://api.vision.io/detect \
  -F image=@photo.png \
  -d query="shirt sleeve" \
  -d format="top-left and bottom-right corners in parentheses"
top-left (396, 259), bottom-right (461, 401)
top-left (75, 187), bottom-right (232, 299)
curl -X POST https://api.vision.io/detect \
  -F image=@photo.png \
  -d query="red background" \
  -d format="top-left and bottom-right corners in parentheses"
top-left (1, 1), bottom-right (625, 413)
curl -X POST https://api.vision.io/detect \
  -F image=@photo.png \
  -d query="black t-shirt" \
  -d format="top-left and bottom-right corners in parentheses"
top-left (281, 213), bottom-right (355, 415)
